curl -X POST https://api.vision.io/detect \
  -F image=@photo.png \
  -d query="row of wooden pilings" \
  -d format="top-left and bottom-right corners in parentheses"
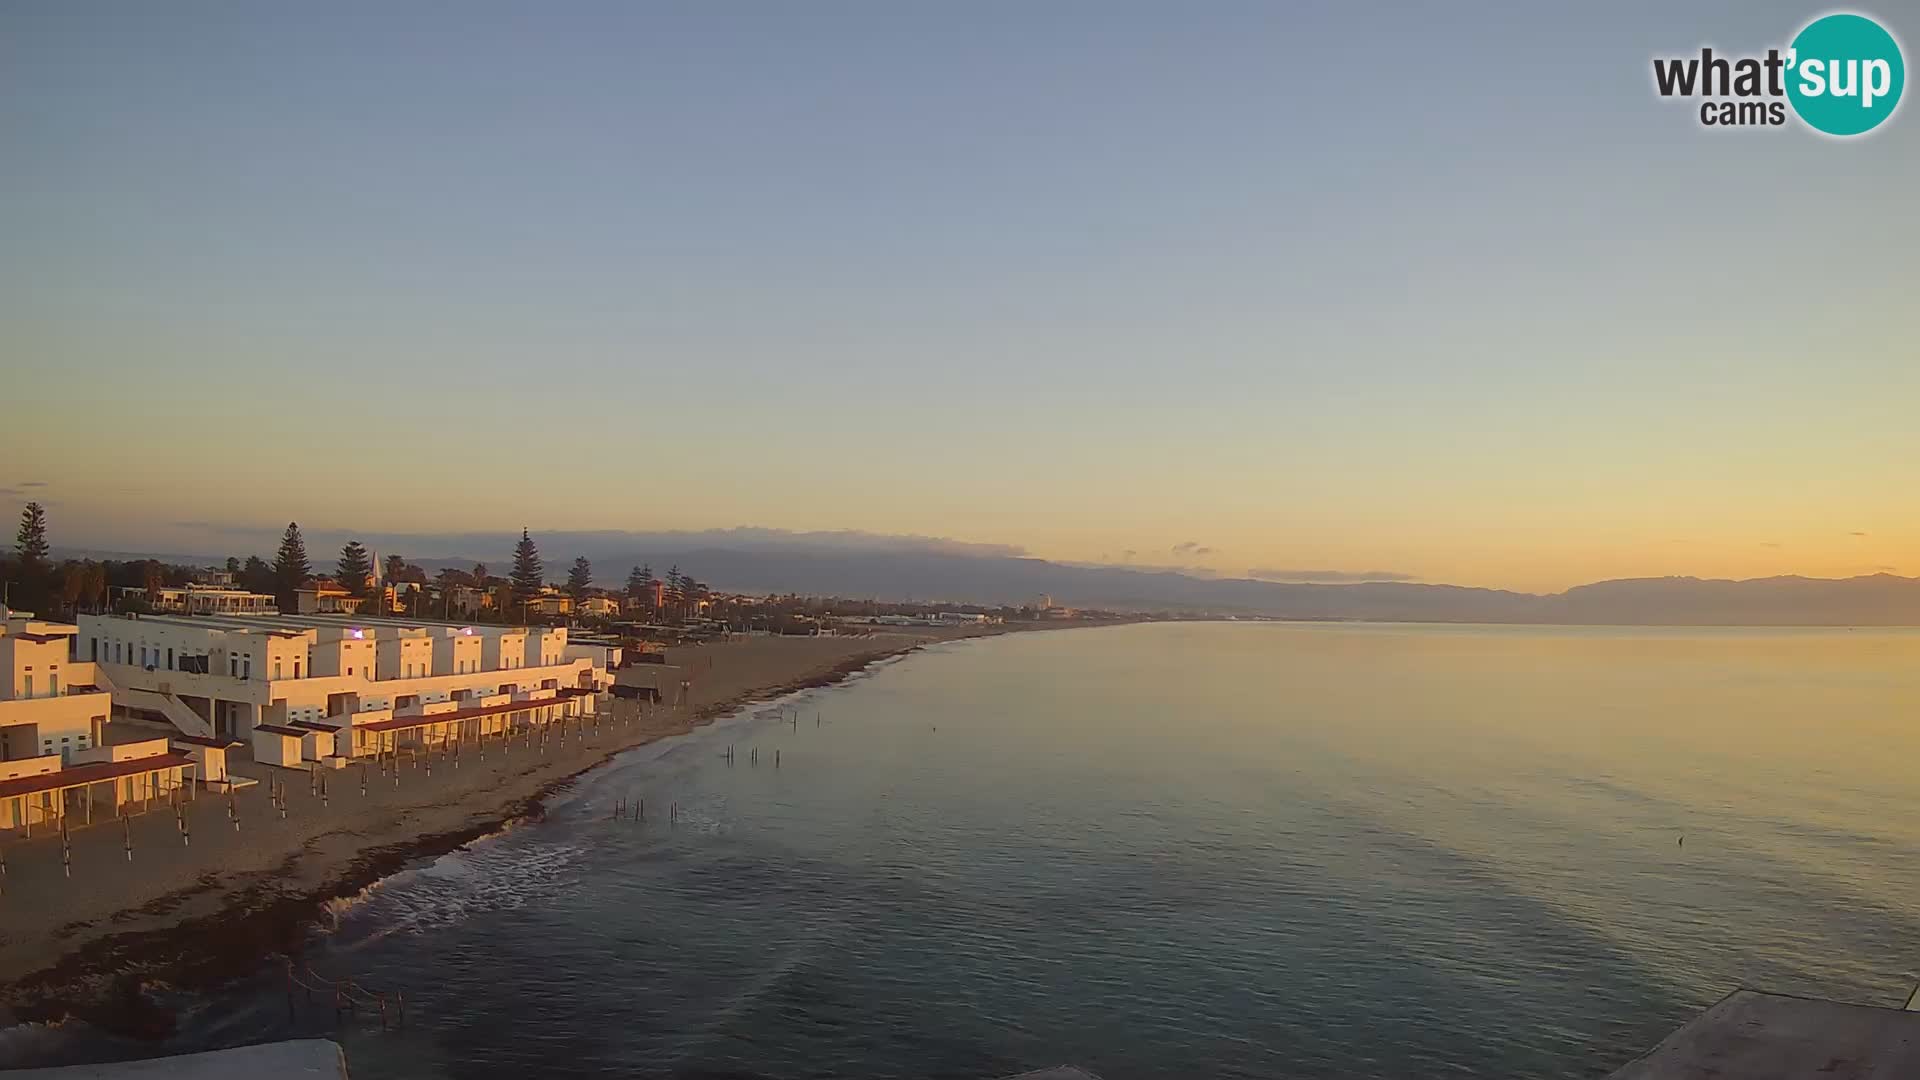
top-left (286, 960), bottom-right (406, 1031)
top-left (0, 697), bottom-right (660, 893)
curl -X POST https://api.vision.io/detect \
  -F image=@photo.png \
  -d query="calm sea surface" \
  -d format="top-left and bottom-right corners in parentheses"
top-left (58, 624), bottom-right (1920, 1076)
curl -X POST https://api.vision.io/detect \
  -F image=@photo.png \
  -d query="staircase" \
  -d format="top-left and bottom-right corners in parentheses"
top-left (116, 686), bottom-right (216, 739)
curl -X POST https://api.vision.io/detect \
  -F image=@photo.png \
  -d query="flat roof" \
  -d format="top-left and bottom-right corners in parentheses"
top-left (253, 724), bottom-right (308, 737)
top-left (1606, 989), bottom-right (1920, 1078)
top-left (0, 752), bottom-right (192, 800)
top-left (94, 614), bottom-right (309, 637)
top-left (171, 734), bottom-right (241, 748)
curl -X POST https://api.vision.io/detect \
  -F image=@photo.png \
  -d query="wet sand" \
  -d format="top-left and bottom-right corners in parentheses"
top-left (0, 630), bottom-right (996, 1033)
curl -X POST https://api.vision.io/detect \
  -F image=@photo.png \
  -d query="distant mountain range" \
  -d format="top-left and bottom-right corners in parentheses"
top-left (56, 528), bottom-right (1920, 626)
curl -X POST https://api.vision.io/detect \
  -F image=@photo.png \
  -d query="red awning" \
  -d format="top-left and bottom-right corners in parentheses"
top-left (0, 753), bottom-right (192, 800)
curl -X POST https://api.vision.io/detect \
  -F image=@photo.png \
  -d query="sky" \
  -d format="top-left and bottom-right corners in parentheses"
top-left (2, 1), bottom-right (1915, 594)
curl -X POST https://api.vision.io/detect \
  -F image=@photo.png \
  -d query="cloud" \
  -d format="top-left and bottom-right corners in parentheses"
top-left (20, 481), bottom-right (47, 488)
top-left (1759, 542), bottom-right (1782, 548)
top-left (1170, 541), bottom-right (1216, 557)
top-left (1246, 568), bottom-right (1420, 584)
top-left (1851, 531), bottom-right (1869, 537)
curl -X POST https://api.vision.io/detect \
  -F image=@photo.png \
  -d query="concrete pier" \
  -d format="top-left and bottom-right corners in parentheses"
top-left (1607, 989), bottom-right (1920, 1078)
top-left (8, 1039), bottom-right (348, 1079)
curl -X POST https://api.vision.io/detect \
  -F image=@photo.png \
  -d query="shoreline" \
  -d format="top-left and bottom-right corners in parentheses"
top-left (0, 631), bottom-right (991, 1039)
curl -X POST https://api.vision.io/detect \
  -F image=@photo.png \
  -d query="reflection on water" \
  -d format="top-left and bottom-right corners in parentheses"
top-left (58, 624), bottom-right (1920, 1076)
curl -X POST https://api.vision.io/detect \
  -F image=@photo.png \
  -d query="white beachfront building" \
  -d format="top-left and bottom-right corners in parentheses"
top-left (74, 612), bottom-right (613, 747)
top-left (1, 607), bottom-right (197, 835)
top-left (0, 607), bottom-right (112, 763)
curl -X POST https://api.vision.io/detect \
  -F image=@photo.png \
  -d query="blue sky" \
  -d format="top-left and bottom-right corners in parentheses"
top-left (2, 2), bottom-right (1914, 590)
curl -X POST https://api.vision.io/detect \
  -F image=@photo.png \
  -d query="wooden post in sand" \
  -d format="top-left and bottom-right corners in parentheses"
top-left (122, 812), bottom-right (132, 861)
top-left (360, 762), bottom-right (368, 797)
top-left (61, 818), bottom-right (71, 878)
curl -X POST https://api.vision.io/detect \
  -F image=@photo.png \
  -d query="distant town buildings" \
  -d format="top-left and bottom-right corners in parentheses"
top-left (111, 584), bottom-right (278, 616)
top-left (294, 579), bottom-right (366, 615)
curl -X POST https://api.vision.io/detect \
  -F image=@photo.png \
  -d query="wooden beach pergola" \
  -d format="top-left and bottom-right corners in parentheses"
top-left (0, 751), bottom-right (196, 836)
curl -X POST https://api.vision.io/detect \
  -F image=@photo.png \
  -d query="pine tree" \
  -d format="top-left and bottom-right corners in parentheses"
top-left (273, 522), bottom-right (311, 607)
top-left (14, 502), bottom-right (50, 569)
top-left (510, 528), bottom-right (544, 600)
top-left (664, 564), bottom-right (685, 621)
top-left (471, 563), bottom-right (488, 587)
top-left (225, 556), bottom-right (241, 575)
top-left (567, 556), bottom-right (593, 602)
top-left (337, 541), bottom-right (373, 597)
top-left (625, 565), bottom-right (646, 597)
top-left (384, 554), bottom-right (406, 585)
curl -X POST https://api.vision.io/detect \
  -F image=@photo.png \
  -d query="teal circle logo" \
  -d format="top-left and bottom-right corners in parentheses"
top-left (1786, 13), bottom-right (1905, 136)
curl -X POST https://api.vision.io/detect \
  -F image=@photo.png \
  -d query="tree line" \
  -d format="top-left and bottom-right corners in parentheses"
top-left (3, 504), bottom-right (714, 626)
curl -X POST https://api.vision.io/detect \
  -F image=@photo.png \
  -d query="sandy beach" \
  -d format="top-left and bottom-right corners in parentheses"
top-left (0, 629), bottom-right (998, 1034)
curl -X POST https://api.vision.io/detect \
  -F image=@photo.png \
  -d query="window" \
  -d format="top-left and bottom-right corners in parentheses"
top-left (243, 658), bottom-right (251, 679)
top-left (22, 675), bottom-right (32, 698)
top-left (48, 673), bottom-right (58, 696)
top-left (90, 638), bottom-right (98, 661)
top-left (346, 666), bottom-right (354, 676)
top-left (167, 647), bottom-right (174, 669)
top-left (274, 661), bottom-right (282, 679)
top-left (294, 660), bottom-right (302, 678)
